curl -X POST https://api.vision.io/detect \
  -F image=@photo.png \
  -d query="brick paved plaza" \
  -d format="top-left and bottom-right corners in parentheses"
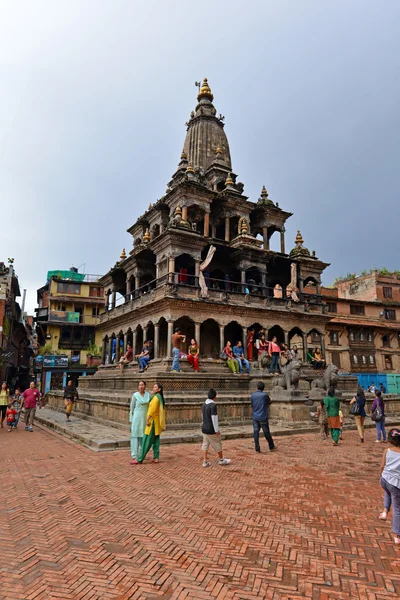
top-left (1, 426), bottom-right (400, 600)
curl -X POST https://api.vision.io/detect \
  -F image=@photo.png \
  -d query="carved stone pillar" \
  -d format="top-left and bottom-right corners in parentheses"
top-left (182, 206), bottom-right (188, 221)
top-left (111, 286), bottom-right (116, 309)
top-left (211, 225), bottom-right (216, 238)
top-left (204, 212), bottom-right (210, 237)
top-left (280, 229), bottom-right (285, 254)
top-left (219, 325), bottom-right (225, 352)
top-left (284, 330), bottom-right (289, 346)
top-left (320, 332), bottom-right (326, 358)
top-left (299, 278), bottom-right (304, 302)
top-left (101, 338), bottom-right (107, 364)
top-left (126, 278), bottom-right (131, 301)
top-left (261, 272), bottom-right (267, 296)
top-left (115, 336), bottom-right (121, 362)
top-left (154, 323), bottom-right (159, 359)
top-left (302, 332), bottom-right (308, 362)
top-left (143, 326), bottom-right (148, 343)
top-left (108, 337), bottom-right (114, 363)
top-left (195, 322), bottom-right (201, 346)
top-left (241, 270), bottom-right (246, 294)
top-left (242, 327), bottom-right (248, 358)
top-left (167, 321), bottom-right (174, 357)
top-left (168, 257), bottom-right (175, 284)
top-left (123, 332), bottom-right (128, 355)
top-left (132, 330), bottom-right (137, 355)
top-left (225, 216), bottom-right (230, 242)
top-left (263, 226), bottom-right (269, 250)
top-left (195, 260), bottom-right (200, 287)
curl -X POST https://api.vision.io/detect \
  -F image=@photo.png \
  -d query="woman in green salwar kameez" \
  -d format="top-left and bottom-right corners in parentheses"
top-left (324, 387), bottom-right (341, 445)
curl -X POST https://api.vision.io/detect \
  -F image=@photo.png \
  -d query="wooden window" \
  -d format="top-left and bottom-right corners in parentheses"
top-left (383, 287), bottom-right (392, 299)
top-left (384, 309), bottom-right (396, 321)
top-left (329, 331), bottom-right (339, 345)
top-left (350, 332), bottom-right (355, 341)
top-left (331, 351), bottom-right (341, 369)
top-left (350, 304), bottom-right (365, 316)
top-left (352, 355), bottom-right (358, 364)
top-left (361, 355), bottom-right (367, 365)
top-left (368, 332), bottom-right (373, 342)
top-left (384, 355), bottom-right (393, 370)
top-left (327, 302), bottom-right (337, 313)
top-left (360, 332), bottom-right (364, 341)
top-left (382, 334), bottom-right (391, 348)
top-left (89, 287), bottom-right (104, 298)
top-left (369, 355), bottom-right (375, 365)
top-left (92, 307), bottom-right (100, 317)
top-left (57, 282), bottom-right (81, 295)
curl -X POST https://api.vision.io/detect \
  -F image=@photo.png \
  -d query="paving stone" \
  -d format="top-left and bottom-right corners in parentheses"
top-left (1, 423), bottom-right (400, 599)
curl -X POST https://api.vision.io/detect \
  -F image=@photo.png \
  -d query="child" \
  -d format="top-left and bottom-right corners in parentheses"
top-left (12, 389), bottom-right (22, 428)
top-left (339, 409), bottom-right (344, 440)
top-left (379, 428), bottom-right (400, 545)
top-left (316, 399), bottom-right (329, 439)
top-left (201, 389), bottom-right (231, 467)
top-left (6, 403), bottom-right (18, 432)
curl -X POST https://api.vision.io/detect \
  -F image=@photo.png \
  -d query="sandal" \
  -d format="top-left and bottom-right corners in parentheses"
top-left (394, 536), bottom-right (400, 545)
top-left (379, 511), bottom-right (388, 520)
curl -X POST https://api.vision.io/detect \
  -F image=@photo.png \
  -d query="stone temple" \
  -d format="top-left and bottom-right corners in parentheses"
top-left (55, 79), bottom-right (356, 426)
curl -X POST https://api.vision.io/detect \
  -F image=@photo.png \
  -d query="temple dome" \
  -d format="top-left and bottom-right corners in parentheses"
top-left (181, 78), bottom-right (232, 173)
top-left (289, 230), bottom-right (311, 259)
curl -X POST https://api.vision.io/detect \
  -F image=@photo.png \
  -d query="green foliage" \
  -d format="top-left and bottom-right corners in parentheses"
top-left (87, 342), bottom-right (101, 356)
top-left (38, 344), bottom-right (53, 355)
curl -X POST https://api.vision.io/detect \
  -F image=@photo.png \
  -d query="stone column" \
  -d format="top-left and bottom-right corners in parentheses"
top-left (123, 332), bottom-right (128, 355)
top-left (320, 332), bottom-right (326, 358)
top-left (263, 226), bottom-right (269, 250)
top-left (168, 258), bottom-right (175, 284)
top-left (182, 206), bottom-right (188, 221)
top-left (167, 321), bottom-right (174, 357)
top-left (299, 278), bottom-right (304, 302)
top-left (284, 330), bottom-right (289, 346)
top-left (111, 286), bottom-right (116, 309)
top-left (242, 327), bottom-right (248, 358)
top-left (154, 323), bottom-right (159, 359)
top-left (203, 212), bottom-right (210, 237)
top-left (195, 260), bottom-right (200, 287)
top-left (280, 230), bottom-right (285, 254)
top-left (241, 270), bottom-right (246, 294)
top-left (302, 332), bottom-right (308, 362)
top-left (108, 338), bottom-right (114, 363)
top-left (115, 336), bottom-right (121, 362)
top-left (261, 272), bottom-right (267, 296)
top-left (101, 338), bottom-right (107, 364)
top-left (143, 326), bottom-right (148, 342)
top-left (132, 330), bottom-right (137, 355)
top-left (211, 225), bottom-right (216, 238)
top-left (126, 278), bottom-right (131, 301)
top-left (195, 322), bottom-right (201, 345)
top-left (219, 325), bottom-right (225, 352)
top-left (225, 216), bottom-right (230, 242)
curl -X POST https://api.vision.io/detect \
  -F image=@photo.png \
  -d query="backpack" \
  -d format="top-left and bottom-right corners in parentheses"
top-left (371, 400), bottom-right (383, 422)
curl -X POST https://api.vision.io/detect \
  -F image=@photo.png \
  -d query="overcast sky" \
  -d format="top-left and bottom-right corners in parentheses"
top-left (1, 0), bottom-right (399, 313)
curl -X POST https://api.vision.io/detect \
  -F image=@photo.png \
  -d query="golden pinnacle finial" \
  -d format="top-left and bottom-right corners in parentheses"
top-left (120, 248), bottom-right (127, 260)
top-left (186, 162), bottom-right (195, 174)
top-left (295, 230), bottom-right (304, 245)
top-left (197, 77), bottom-right (214, 102)
top-left (174, 205), bottom-right (182, 215)
top-left (240, 219), bottom-right (249, 235)
top-left (143, 228), bottom-right (151, 243)
top-left (261, 185), bottom-right (268, 198)
top-left (225, 172), bottom-right (234, 187)
top-left (215, 145), bottom-right (223, 155)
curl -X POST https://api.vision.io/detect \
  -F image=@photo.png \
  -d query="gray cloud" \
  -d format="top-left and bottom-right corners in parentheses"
top-left (1, 0), bottom-right (399, 312)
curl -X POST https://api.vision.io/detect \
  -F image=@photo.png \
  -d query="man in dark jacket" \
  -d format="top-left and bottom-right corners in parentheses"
top-left (250, 381), bottom-right (276, 453)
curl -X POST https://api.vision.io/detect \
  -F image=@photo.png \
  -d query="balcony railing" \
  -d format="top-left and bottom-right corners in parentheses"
top-left (101, 274), bottom-right (324, 322)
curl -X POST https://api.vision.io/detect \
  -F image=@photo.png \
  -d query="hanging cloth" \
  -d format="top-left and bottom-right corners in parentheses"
top-left (199, 246), bottom-right (217, 298)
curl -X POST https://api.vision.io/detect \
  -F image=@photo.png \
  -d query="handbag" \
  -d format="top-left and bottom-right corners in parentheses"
top-left (219, 351), bottom-right (228, 361)
top-left (349, 397), bottom-right (361, 416)
top-left (371, 402), bottom-right (383, 422)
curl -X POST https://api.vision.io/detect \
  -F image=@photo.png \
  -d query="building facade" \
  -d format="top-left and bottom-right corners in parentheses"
top-left (324, 272), bottom-right (400, 375)
top-left (97, 79), bottom-right (331, 363)
top-left (35, 268), bottom-right (105, 391)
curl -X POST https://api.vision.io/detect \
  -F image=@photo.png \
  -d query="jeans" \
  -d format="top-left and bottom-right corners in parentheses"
top-left (171, 347), bottom-right (181, 372)
top-left (381, 477), bottom-right (400, 534)
top-left (376, 418), bottom-right (387, 441)
top-left (139, 355), bottom-right (150, 371)
top-left (253, 419), bottom-right (275, 451)
top-left (236, 357), bottom-right (250, 373)
top-left (270, 352), bottom-right (280, 373)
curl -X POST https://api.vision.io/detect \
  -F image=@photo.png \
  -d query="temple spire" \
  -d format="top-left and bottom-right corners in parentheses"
top-left (197, 78), bottom-right (214, 102)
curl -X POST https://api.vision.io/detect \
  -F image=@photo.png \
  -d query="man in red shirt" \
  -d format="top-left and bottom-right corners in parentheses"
top-left (116, 342), bottom-right (133, 374)
top-left (20, 382), bottom-right (42, 432)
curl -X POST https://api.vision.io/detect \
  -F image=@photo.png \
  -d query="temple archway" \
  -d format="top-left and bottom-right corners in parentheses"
top-left (289, 327), bottom-right (304, 358)
top-left (200, 319), bottom-right (220, 358)
top-left (175, 253), bottom-right (196, 286)
top-left (268, 325), bottom-right (285, 345)
top-left (174, 316), bottom-right (195, 347)
top-left (158, 317), bottom-right (168, 358)
top-left (224, 321), bottom-right (243, 347)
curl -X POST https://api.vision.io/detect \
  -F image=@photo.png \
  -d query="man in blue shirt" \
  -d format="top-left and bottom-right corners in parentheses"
top-left (233, 340), bottom-right (250, 374)
top-left (250, 381), bottom-right (276, 452)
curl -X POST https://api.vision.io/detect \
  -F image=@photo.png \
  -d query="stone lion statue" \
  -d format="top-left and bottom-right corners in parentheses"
top-left (311, 363), bottom-right (339, 390)
top-left (272, 359), bottom-right (302, 391)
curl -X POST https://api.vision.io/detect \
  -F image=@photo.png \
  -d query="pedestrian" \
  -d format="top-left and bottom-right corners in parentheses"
top-left (187, 338), bottom-right (200, 372)
top-left (290, 345), bottom-right (300, 360)
top-left (63, 380), bottom-right (79, 422)
top-left (129, 380), bottom-right (150, 464)
top-left (268, 336), bottom-right (281, 374)
top-left (323, 386), bottom-right (341, 446)
top-left (369, 382), bottom-right (376, 394)
top-left (246, 328), bottom-right (254, 362)
top-left (250, 382), bottom-right (276, 453)
top-left (372, 390), bottom-right (386, 443)
top-left (380, 382), bottom-right (387, 394)
top-left (171, 328), bottom-right (186, 372)
top-left (201, 388), bottom-right (231, 467)
top-left (136, 382), bottom-right (166, 464)
top-left (136, 341), bottom-right (151, 373)
top-left (339, 409), bottom-right (344, 440)
top-left (233, 340), bottom-right (251, 374)
top-left (11, 388), bottom-right (22, 428)
top-left (379, 428), bottom-right (400, 545)
top-left (20, 382), bottom-right (42, 432)
top-left (350, 387), bottom-right (367, 443)
top-left (316, 399), bottom-right (329, 440)
top-left (6, 402), bottom-right (18, 432)
top-left (0, 382), bottom-right (10, 429)
top-left (116, 342), bottom-right (133, 374)
top-left (223, 341), bottom-right (239, 374)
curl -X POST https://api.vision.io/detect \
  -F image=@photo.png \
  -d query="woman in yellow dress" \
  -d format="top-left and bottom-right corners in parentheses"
top-left (136, 382), bottom-right (166, 464)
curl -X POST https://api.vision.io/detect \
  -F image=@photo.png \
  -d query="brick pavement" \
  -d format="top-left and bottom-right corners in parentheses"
top-left (0, 425), bottom-right (399, 600)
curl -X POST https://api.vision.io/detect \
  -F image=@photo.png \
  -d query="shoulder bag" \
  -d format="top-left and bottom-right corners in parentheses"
top-left (349, 397), bottom-right (361, 416)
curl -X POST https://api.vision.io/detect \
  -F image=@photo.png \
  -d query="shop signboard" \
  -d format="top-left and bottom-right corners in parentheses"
top-left (43, 355), bottom-right (69, 368)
